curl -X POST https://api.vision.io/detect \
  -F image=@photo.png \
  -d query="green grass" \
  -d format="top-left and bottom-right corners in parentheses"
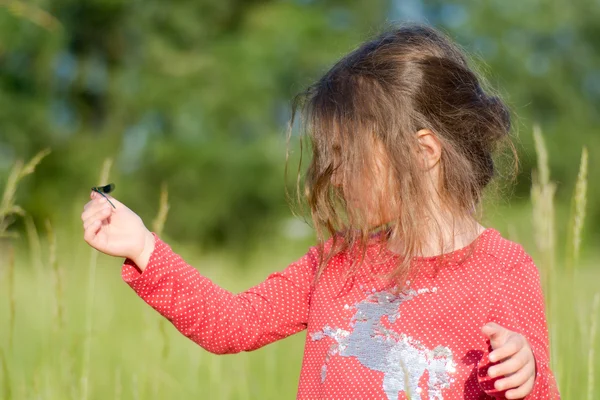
top-left (0, 231), bottom-right (308, 399)
top-left (1, 138), bottom-right (599, 399)
top-left (0, 217), bottom-right (598, 399)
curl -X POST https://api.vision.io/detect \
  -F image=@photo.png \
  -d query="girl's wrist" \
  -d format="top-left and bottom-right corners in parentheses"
top-left (132, 230), bottom-right (155, 272)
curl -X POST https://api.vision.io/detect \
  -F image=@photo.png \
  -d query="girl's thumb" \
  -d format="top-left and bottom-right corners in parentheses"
top-left (482, 322), bottom-right (507, 349)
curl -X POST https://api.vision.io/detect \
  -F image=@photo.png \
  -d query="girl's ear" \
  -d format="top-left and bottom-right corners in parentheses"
top-left (416, 129), bottom-right (442, 170)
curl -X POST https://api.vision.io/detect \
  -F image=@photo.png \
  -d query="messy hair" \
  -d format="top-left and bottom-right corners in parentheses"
top-left (287, 24), bottom-right (515, 287)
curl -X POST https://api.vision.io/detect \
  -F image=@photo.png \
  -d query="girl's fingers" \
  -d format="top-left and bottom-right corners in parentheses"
top-left (82, 201), bottom-right (109, 224)
top-left (488, 348), bottom-right (528, 377)
top-left (83, 206), bottom-right (112, 230)
top-left (504, 375), bottom-right (536, 399)
top-left (482, 323), bottom-right (510, 350)
top-left (494, 358), bottom-right (535, 391)
top-left (83, 206), bottom-right (111, 230)
top-left (489, 335), bottom-right (522, 362)
top-left (83, 220), bottom-right (102, 244)
top-left (83, 199), bottom-right (94, 211)
top-left (81, 198), bottom-right (108, 221)
top-left (83, 194), bottom-right (121, 220)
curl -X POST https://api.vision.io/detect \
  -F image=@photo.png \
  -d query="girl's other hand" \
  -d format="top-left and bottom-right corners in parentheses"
top-left (482, 322), bottom-right (536, 399)
top-left (81, 191), bottom-right (155, 271)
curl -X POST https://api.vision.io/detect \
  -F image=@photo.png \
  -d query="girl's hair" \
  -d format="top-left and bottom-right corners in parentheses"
top-left (287, 24), bottom-right (515, 285)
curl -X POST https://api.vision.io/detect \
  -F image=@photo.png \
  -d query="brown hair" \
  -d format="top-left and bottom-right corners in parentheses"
top-left (287, 24), bottom-right (515, 286)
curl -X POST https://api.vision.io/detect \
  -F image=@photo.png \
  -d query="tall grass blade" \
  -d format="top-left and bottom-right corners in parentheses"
top-left (158, 320), bottom-right (170, 362)
top-left (237, 353), bottom-right (250, 400)
top-left (0, 161), bottom-right (22, 213)
top-left (20, 149), bottom-right (51, 178)
top-left (533, 125), bottom-right (550, 186)
top-left (24, 215), bottom-right (43, 273)
top-left (530, 125), bottom-right (560, 376)
top-left (152, 183), bottom-right (169, 237)
top-left (531, 125), bottom-right (556, 292)
top-left (81, 158), bottom-right (113, 400)
top-left (152, 183), bottom-right (171, 364)
top-left (0, 347), bottom-right (11, 400)
top-left (566, 147), bottom-right (588, 272)
top-left (562, 147), bottom-right (589, 396)
top-left (588, 293), bottom-right (599, 400)
top-left (399, 357), bottom-right (412, 400)
top-left (114, 368), bottom-right (122, 400)
top-left (0, 161), bottom-right (23, 236)
top-left (264, 342), bottom-right (276, 395)
top-left (7, 245), bottom-right (15, 350)
top-left (45, 220), bottom-right (64, 330)
top-left (0, 150), bottom-right (49, 236)
top-left (132, 373), bottom-right (139, 400)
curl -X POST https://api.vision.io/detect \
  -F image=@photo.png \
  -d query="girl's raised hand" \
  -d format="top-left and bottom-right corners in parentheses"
top-left (482, 322), bottom-right (536, 399)
top-left (81, 191), bottom-right (155, 271)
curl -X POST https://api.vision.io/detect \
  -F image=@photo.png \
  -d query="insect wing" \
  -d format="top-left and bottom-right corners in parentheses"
top-left (102, 183), bottom-right (115, 194)
top-left (91, 183), bottom-right (115, 194)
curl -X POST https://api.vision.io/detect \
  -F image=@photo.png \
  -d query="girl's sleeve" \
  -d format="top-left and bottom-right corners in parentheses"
top-left (477, 256), bottom-right (560, 399)
top-left (121, 233), bottom-right (318, 354)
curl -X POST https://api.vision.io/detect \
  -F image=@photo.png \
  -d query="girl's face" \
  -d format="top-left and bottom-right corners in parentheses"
top-left (332, 138), bottom-right (397, 229)
top-left (332, 130), bottom-right (441, 230)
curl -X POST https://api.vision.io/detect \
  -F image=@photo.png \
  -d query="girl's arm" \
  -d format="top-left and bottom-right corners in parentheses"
top-left (478, 257), bottom-right (560, 399)
top-left (122, 234), bottom-right (318, 354)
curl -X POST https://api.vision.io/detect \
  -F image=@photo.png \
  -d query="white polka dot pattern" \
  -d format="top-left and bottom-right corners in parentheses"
top-left (122, 229), bottom-right (560, 399)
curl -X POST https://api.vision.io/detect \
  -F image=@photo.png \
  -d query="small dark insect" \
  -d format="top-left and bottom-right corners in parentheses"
top-left (91, 183), bottom-right (116, 209)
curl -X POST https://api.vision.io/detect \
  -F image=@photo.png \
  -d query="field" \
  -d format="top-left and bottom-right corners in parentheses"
top-left (0, 143), bottom-right (599, 399)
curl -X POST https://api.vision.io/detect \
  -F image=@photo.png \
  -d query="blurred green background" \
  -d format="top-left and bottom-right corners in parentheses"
top-left (1, 0), bottom-right (599, 248)
top-left (1, 0), bottom-right (599, 399)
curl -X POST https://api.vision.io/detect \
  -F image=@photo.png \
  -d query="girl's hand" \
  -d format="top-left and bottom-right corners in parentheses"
top-left (482, 322), bottom-right (536, 399)
top-left (81, 191), bottom-right (155, 271)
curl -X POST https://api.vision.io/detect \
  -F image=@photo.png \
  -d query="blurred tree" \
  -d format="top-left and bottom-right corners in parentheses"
top-left (0, 0), bottom-right (598, 249)
top-left (0, 0), bottom-right (387, 249)
top-left (422, 0), bottom-right (600, 233)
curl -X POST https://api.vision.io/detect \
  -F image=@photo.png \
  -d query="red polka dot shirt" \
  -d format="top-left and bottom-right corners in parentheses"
top-left (122, 228), bottom-right (560, 399)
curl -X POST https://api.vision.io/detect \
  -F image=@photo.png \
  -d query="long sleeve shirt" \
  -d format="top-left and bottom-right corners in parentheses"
top-left (122, 228), bottom-right (560, 399)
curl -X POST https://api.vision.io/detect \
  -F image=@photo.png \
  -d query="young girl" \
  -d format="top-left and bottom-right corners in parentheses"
top-left (81, 25), bottom-right (560, 399)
